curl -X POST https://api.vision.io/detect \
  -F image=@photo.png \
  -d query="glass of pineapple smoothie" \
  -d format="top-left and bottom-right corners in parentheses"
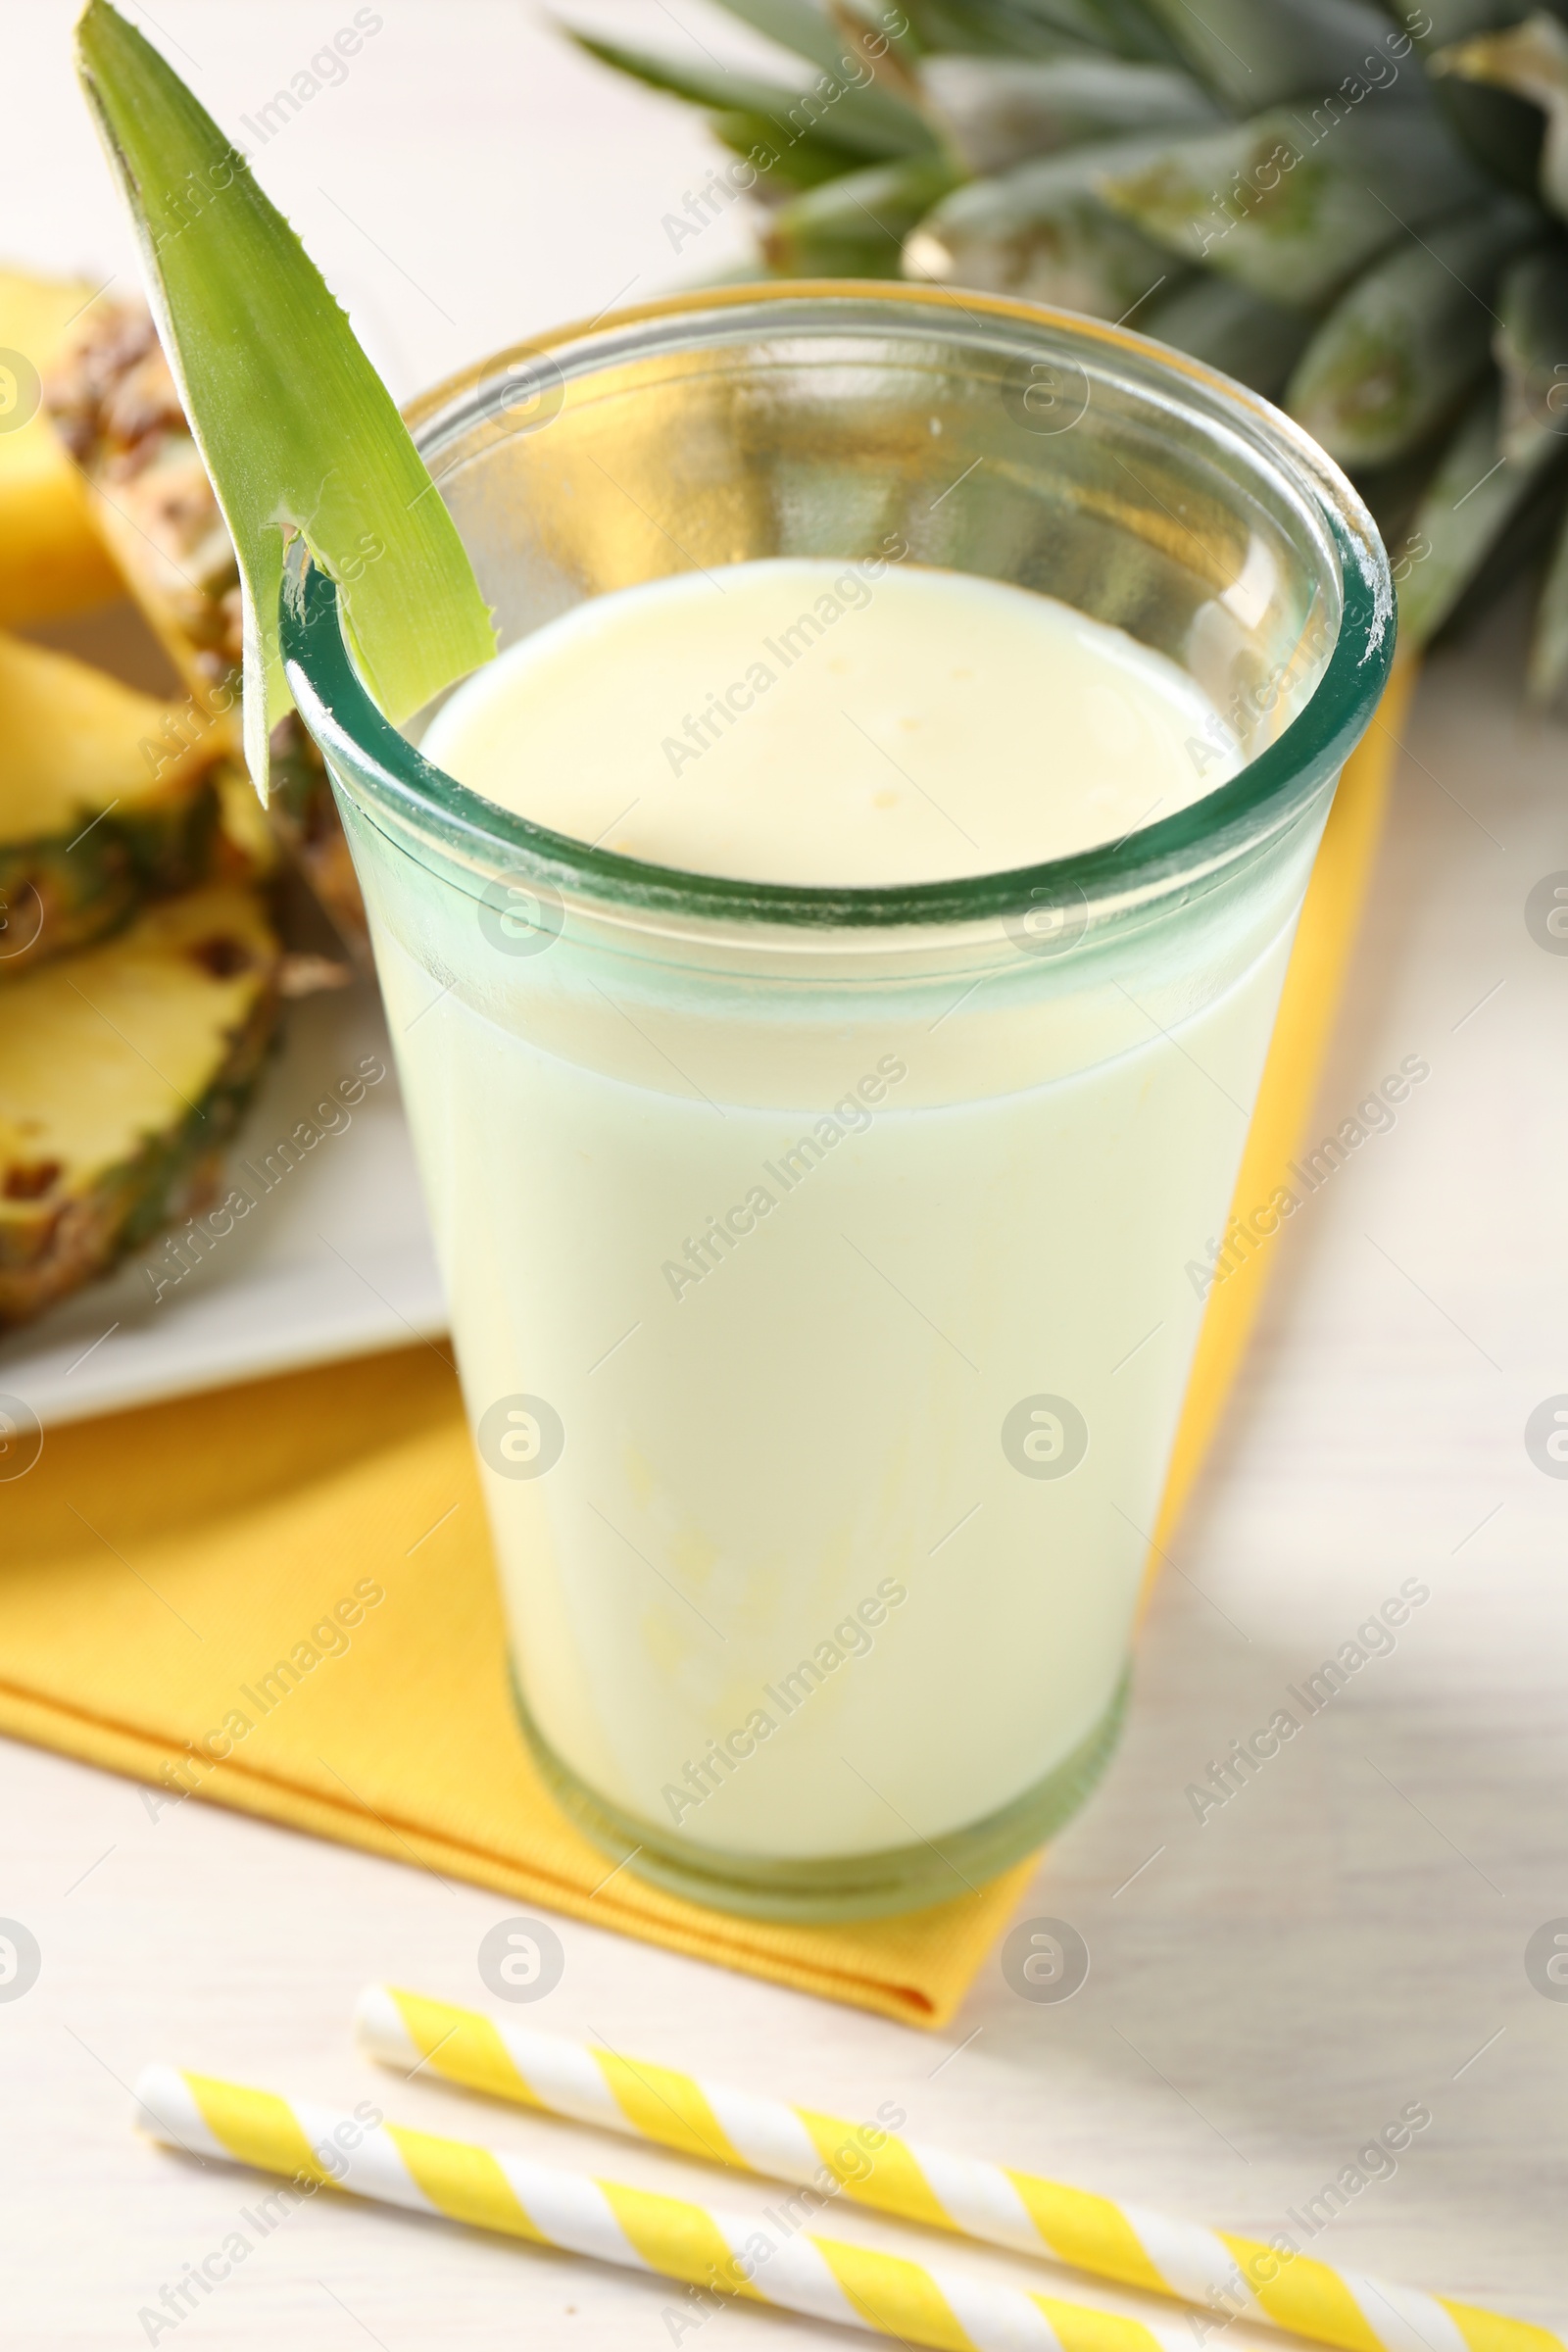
top-left (283, 287), bottom-right (1392, 1920)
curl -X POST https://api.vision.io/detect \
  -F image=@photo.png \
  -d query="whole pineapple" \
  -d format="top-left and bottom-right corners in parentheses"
top-left (576, 0), bottom-right (1568, 694)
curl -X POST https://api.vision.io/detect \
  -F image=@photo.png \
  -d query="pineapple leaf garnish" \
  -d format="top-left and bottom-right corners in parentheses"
top-left (74, 0), bottom-right (495, 798)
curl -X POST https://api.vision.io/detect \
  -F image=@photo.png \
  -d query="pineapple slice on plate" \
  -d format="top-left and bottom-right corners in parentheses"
top-left (0, 269), bottom-right (123, 625)
top-left (47, 305), bottom-right (239, 704)
top-left (0, 626), bottom-right (223, 979)
top-left (46, 305), bottom-right (372, 966)
top-left (0, 880), bottom-right (281, 1330)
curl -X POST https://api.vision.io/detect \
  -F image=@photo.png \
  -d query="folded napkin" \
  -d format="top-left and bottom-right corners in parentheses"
top-left (0, 666), bottom-right (1411, 2027)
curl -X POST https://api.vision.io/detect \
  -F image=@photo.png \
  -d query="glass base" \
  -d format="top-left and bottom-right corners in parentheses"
top-left (512, 1666), bottom-right (1130, 1923)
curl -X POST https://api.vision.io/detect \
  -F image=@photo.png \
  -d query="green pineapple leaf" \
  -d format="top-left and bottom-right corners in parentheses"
top-left (1494, 245), bottom-right (1568, 455)
top-left (573, 0), bottom-right (1568, 698)
top-left (708, 0), bottom-right (904, 81)
top-left (1023, 0), bottom-right (1182, 58)
top-left (1285, 202), bottom-right (1538, 466)
top-left (921, 54), bottom-right (1218, 174)
top-left (1097, 105), bottom-right (1490, 306)
top-left (831, 0), bottom-right (929, 67)
top-left (765, 153), bottom-right (963, 272)
top-left (1397, 379), bottom-right (1567, 648)
top-left (710, 111), bottom-right (869, 189)
top-left (74, 0), bottom-right (495, 797)
top-left (1143, 275), bottom-right (1313, 396)
top-left (910, 0), bottom-right (1180, 62)
top-left (1139, 0), bottom-right (1404, 109)
top-left (904, 132), bottom-right (1184, 313)
top-left (1432, 13), bottom-right (1568, 216)
top-left (722, 0), bottom-right (935, 133)
top-left (1412, 1), bottom-right (1529, 39)
top-left (892, 0), bottom-right (1092, 55)
top-left (568, 32), bottom-right (934, 160)
top-left (1528, 492), bottom-right (1568, 700)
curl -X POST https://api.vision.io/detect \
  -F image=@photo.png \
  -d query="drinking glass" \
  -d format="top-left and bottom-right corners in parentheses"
top-left (282, 285), bottom-right (1393, 1919)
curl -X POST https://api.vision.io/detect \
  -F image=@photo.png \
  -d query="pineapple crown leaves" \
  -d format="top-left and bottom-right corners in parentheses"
top-left (580, 0), bottom-right (1568, 695)
top-left (1431, 11), bottom-right (1568, 211)
top-left (74, 0), bottom-right (495, 798)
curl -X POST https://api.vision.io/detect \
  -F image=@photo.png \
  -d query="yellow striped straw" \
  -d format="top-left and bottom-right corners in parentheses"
top-left (134, 2061), bottom-right (1200, 2352)
top-left (357, 1984), bottom-right (1561, 2352)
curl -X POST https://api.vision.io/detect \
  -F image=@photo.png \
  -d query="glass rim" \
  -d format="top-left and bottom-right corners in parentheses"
top-left (280, 281), bottom-right (1396, 934)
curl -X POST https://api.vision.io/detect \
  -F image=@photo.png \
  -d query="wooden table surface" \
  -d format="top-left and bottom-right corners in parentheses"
top-left (3, 5), bottom-right (1565, 2343)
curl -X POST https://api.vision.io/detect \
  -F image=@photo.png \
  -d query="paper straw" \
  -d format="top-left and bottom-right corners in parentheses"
top-left (134, 2061), bottom-right (1200, 2352)
top-left (357, 1984), bottom-right (1561, 2352)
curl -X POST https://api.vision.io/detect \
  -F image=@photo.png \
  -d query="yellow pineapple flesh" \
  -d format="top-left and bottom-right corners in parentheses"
top-left (0, 270), bottom-right (122, 624)
top-left (0, 880), bottom-right (281, 1328)
top-left (0, 627), bottom-right (225, 978)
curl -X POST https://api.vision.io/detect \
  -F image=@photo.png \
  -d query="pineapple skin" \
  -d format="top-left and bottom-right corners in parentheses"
top-left (266, 711), bottom-right (366, 959)
top-left (0, 626), bottom-right (235, 981)
top-left (46, 306), bottom-right (374, 968)
top-left (0, 270), bottom-right (122, 625)
top-left (0, 777), bottom-right (220, 980)
top-left (0, 883), bottom-right (282, 1329)
top-left (46, 307), bottom-right (240, 699)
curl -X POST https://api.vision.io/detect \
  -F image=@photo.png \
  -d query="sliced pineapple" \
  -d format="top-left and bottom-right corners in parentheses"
top-left (46, 305), bottom-right (370, 965)
top-left (46, 302), bottom-right (240, 701)
top-left (265, 710), bottom-right (365, 959)
top-left (0, 881), bottom-right (281, 1329)
top-left (0, 269), bottom-right (123, 625)
top-left (210, 753), bottom-right (281, 883)
top-left (0, 628), bottom-right (225, 978)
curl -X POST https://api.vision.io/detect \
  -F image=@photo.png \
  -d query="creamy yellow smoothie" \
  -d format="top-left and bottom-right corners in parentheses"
top-left (369, 556), bottom-right (1294, 1866)
top-left (420, 555), bottom-right (1234, 884)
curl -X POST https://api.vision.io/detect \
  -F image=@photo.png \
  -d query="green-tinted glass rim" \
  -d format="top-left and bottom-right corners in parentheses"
top-left (280, 283), bottom-right (1395, 932)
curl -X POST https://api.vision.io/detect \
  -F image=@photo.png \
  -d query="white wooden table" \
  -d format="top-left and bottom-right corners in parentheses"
top-left (3, 5), bottom-right (1565, 2341)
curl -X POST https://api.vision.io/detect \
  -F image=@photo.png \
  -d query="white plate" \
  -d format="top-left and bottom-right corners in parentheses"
top-left (2, 600), bottom-right (448, 1431)
top-left (0, 973), bottom-right (446, 1430)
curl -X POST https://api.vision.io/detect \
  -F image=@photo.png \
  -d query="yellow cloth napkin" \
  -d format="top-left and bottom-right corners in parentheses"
top-left (0, 669), bottom-right (1411, 2029)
